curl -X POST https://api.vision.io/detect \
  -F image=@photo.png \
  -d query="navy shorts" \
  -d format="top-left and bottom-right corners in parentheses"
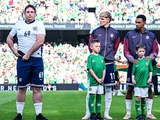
top-left (104, 63), bottom-right (116, 86)
top-left (17, 57), bottom-right (44, 88)
top-left (115, 71), bottom-right (119, 81)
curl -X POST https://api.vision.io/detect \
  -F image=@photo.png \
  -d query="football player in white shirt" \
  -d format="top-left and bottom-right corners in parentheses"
top-left (7, 4), bottom-right (48, 120)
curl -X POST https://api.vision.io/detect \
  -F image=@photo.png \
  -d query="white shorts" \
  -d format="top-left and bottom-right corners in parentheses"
top-left (134, 87), bottom-right (148, 98)
top-left (88, 85), bottom-right (104, 95)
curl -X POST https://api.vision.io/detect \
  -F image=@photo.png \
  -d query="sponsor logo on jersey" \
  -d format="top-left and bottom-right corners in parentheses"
top-left (33, 26), bottom-right (37, 31)
top-left (132, 36), bottom-right (136, 38)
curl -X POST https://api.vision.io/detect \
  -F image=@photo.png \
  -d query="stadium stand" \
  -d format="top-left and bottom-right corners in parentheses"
top-left (0, 0), bottom-right (160, 24)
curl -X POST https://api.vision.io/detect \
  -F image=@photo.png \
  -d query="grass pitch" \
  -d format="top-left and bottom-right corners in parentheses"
top-left (0, 91), bottom-right (159, 120)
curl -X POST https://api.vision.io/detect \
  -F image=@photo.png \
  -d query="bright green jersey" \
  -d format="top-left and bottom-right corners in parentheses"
top-left (132, 58), bottom-right (153, 87)
top-left (152, 65), bottom-right (157, 76)
top-left (87, 54), bottom-right (106, 86)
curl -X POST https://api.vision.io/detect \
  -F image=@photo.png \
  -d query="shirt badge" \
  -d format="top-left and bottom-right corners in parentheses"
top-left (146, 62), bottom-right (149, 66)
top-left (92, 60), bottom-right (95, 62)
top-left (146, 36), bottom-right (149, 39)
top-left (110, 34), bottom-right (114, 38)
top-left (89, 87), bottom-right (92, 91)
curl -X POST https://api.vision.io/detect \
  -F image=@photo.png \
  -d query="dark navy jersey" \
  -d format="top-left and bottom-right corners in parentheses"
top-left (124, 28), bottom-right (159, 63)
top-left (89, 26), bottom-right (120, 62)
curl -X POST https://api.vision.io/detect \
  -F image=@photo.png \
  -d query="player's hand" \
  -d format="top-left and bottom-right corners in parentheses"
top-left (123, 61), bottom-right (128, 64)
top-left (133, 59), bottom-right (138, 64)
top-left (132, 79), bottom-right (136, 84)
top-left (13, 49), bottom-right (21, 57)
top-left (22, 53), bottom-right (30, 61)
top-left (145, 56), bottom-right (150, 60)
top-left (156, 63), bottom-right (160, 68)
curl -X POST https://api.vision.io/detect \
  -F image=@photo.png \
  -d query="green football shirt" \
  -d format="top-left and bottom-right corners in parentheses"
top-left (87, 54), bottom-right (106, 86)
top-left (132, 58), bottom-right (153, 87)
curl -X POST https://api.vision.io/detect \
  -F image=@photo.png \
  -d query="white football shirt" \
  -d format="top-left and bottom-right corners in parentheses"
top-left (9, 20), bottom-right (46, 57)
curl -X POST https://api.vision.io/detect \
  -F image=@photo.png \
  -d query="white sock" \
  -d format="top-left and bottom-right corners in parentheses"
top-left (118, 90), bottom-right (121, 93)
top-left (104, 86), bottom-right (112, 116)
top-left (16, 101), bottom-right (25, 115)
top-left (34, 102), bottom-right (42, 115)
top-left (86, 92), bottom-right (90, 116)
top-left (125, 99), bottom-right (132, 115)
top-left (113, 89), bottom-right (116, 92)
top-left (146, 98), bottom-right (153, 115)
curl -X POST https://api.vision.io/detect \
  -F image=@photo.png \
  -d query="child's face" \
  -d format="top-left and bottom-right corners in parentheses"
top-left (136, 48), bottom-right (145, 58)
top-left (90, 42), bottom-right (100, 54)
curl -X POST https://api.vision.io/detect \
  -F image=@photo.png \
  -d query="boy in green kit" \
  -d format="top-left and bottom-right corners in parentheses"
top-left (87, 39), bottom-right (106, 120)
top-left (132, 44), bottom-right (153, 120)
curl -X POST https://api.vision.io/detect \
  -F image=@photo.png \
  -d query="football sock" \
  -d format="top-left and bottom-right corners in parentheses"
top-left (16, 101), bottom-right (25, 115)
top-left (118, 90), bottom-right (121, 93)
top-left (85, 92), bottom-right (90, 115)
top-left (34, 102), bottom-right (42, 115)
top-left (104, 86), bottom-right (112, 116)
top-left (89, 94), bottom-right (95, 114)
top-left (96, 95), bottom-right (101, 114)
top-left (135, 100), bottom-right (141, 116)
top-left (141, 100), bottom-right (146, 114)
top-left (146, 98), bottom-right (153, 115)
top-left (125, 99), bottom-right (132, 115)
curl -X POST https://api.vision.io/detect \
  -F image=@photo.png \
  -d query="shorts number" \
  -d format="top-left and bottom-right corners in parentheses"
top-left (110, 72), bottom-right (115, 82)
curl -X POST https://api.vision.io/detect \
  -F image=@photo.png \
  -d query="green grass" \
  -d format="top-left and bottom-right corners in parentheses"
top-left (0, 91), bottom-right (160, 120)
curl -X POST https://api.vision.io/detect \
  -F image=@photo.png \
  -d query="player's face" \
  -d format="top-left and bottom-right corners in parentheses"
top-left (135, 18), bottom-right (146, 30)
top-left (90, 42), bottom-right (100, 54)
top-left (99, 17), bottom-right (110, 28)
top-left (136, 48), bottom-right (145, 58)
top-left (24, 7), bottom-right (36, 22)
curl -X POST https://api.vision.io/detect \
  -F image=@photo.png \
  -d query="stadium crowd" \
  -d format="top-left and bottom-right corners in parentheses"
top-left (0, 42), bottom-right (127, 84)
top-left (0, 0), bottom-right (160, 24)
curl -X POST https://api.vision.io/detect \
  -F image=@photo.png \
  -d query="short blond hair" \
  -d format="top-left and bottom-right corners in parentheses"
top-left (99, 11), bottom-right (112, 22)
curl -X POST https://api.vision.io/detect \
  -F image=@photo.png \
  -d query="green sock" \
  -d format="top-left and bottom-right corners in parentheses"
top-left (135, 100), bottom-right (141, 116)
top-left (141, 100), bottom-right (146, 114)
top-left (96, 95), bottom-right (101, 114)
top-left (89, 94), bottom-right (95, 114)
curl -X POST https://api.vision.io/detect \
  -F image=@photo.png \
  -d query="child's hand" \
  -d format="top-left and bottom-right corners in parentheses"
top-left (132, 79), bottom-right (136, 84)
top-left (147, 78), bottom-right (151, 83)
top-left (97, 78), bottom-right (102, 84)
